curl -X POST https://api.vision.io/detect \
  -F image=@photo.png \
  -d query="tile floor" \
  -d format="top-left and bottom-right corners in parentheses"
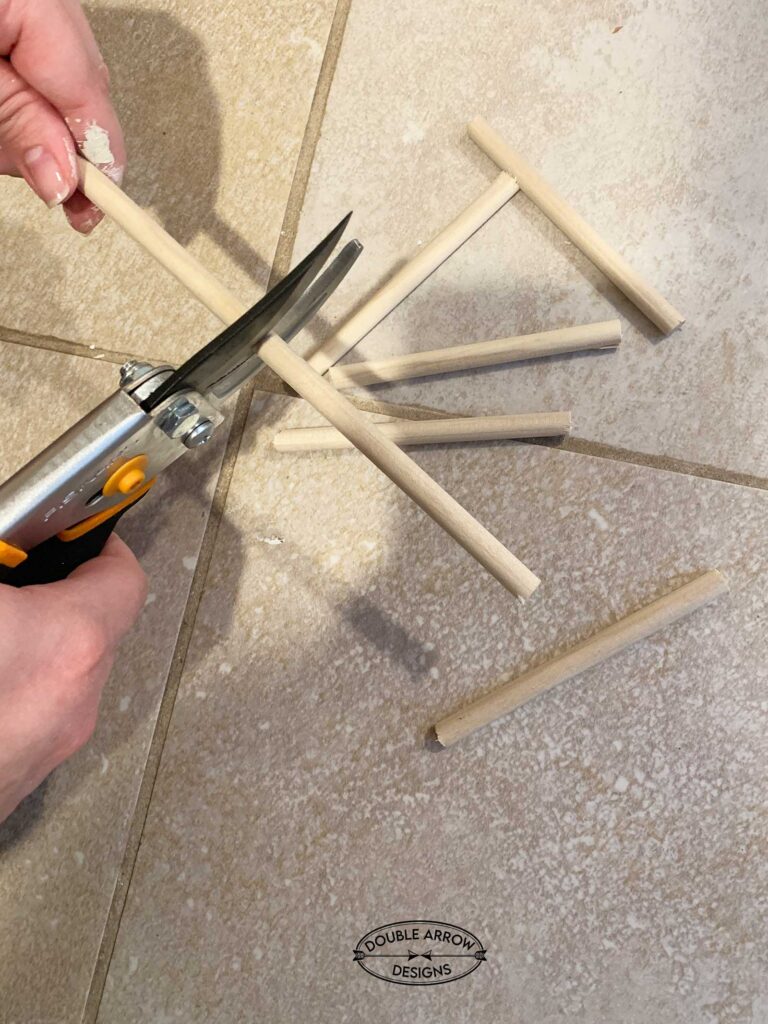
top-left (0, 1), bottom-right (766, 1022)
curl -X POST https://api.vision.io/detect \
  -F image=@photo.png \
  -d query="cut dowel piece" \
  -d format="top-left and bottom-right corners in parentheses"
top-left (468, 118), bottom-right (685, 335)
top-left (273, 412), bottom-right (572, 452)
top-left (327, 320), bottom-right (621, 389)
top-left (307, 173), bottom-right (519, 374)
top-left (434, 570), bottom-right (729, 746)
top-left (76, 159), bottom-right (541, 601)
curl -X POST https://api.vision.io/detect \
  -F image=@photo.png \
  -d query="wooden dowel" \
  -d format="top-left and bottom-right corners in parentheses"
top-left (307, 173), bottom-right (519, 374)
top-left (77, 158), bottom-right (540, 600)
top-left (274, 412), bottom-right (572, 452)
top-left (261, 337), bottom-right (540, 598)
top-left (77, 158), bottom-right (246, 324)
top-left (327, 320), bottom-right (621, 389)
top-left (434, 570), bottom-right (729, 746)
top-left (468, 118), bottom-right (685, 335)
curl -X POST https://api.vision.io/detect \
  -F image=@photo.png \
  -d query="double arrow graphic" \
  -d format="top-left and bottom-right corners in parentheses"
top-left (354, 949), bottom-right (487, 962)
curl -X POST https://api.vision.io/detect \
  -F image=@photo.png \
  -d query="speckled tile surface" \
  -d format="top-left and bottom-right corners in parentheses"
top-left (97, 395), bottom-right (768, 1023)
top-left (0, 0), bottom-right (338, 366)
top-left (291, 0), bottom-right (768, 478)
top-left (0, 343), bottom-right (227, 1023)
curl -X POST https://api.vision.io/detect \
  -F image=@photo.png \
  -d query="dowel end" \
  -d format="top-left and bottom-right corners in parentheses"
top-left (699, 568), bottom-right (730, 596)
top-left (658, 311), bottom-right (686, 336)
top-left (467, 115), bottom-right (491, 138)
top-left (424, 727), bottom-right (446, 752)
top-left (432, 715), bottom-right (464, 750)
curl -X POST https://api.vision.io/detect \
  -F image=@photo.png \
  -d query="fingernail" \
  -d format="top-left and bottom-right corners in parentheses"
top-left (23, 146), bottom-right (73, 207)
top-left (80, 212), bottom-right (104, 235)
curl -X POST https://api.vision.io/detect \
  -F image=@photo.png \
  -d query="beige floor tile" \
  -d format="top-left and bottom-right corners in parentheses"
top-left (97, 395), bottom-right (767, 1022)
top-left (0, 0), bottom-right (338, 366)
top-left (291, 0), bottom-right (768, 477)
top-left (0, 342), bottom-right (228, 1022)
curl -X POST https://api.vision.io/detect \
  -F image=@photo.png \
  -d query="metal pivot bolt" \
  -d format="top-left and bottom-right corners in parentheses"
top-left (120, 360), bottom-right (155, 387)
top-left (183, 419), bottom-right (215, 448)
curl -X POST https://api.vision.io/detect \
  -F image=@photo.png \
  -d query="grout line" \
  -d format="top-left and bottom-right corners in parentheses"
top-left (357, 396), bottom-right (768, 491)
top-left (82, 1), bottom-right (355, 1020)
top-left (265, 384), bottom-right (768, 492)
top-left (552, 436), bottom-right (768, 492)
top-left (0, 324), bottom-right (133, 366)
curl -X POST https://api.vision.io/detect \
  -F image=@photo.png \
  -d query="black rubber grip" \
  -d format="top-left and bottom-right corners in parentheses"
top-left (0, 496), bottom-right (144, 588)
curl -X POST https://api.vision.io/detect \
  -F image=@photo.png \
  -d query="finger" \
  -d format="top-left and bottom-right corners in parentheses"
top-left (63, 187), bottom-right (104, 234)
top-left (6, 0), bottom-right (126, 179)
top-left (0, 142), bottom-right (18, 175)
top-left (47, 534), bottom-right (148, 646)
top-left (0, 0), bottom-right (126, 229)
top-left (66, 534), bottom-right (148, 643)
top-left (0, 59), bottom-right (78, 206)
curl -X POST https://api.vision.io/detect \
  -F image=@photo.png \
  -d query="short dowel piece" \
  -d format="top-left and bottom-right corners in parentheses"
top-left (327, 320), bottom-right (621, 389)
top-left (77, 159), bottom-right (540, 601)
top-left (260, 337), bottom-right (540, 599)
top-left (434, 570), bottom-right (729, 746)
top-left (307, 173), bottom-right (519, 374)
top-left (468, 118), bottom-right (685, 335)
top-left (273, 412), bottom-right (572, 452)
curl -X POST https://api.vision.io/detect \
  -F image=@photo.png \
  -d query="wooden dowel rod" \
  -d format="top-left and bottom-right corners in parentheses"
top-left (327, 320), bottom-right (621, 389)
top-left (77, 158), bottom-right (540, 600)
top-left (307, 173), bottom-right (519, 374)
top-left (77, 158), bottom-right (247, 324)
top-left (261, 337), bottom-right (540, 598)
top-left (273, 412), bottom-right (572, 452)
top-left (434, 570), bottom-right (729, 746)
top-left (468, 118), bottom-right (685, 335)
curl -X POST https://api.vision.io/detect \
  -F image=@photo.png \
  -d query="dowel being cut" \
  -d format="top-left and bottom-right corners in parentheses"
top-left (77, 158), bottom-right (540, 600)
top-left (307, 173), bottom-right (519, 374)
top-left (273, 412), bottom-right (572, 452)
top-left (77, 158), bottom-right (246, 324)
top-left (468, 118), bottom-right (685, 335)
top-left (434, 570), bottom-right (729, 746)
top-left (327, 320), bottom-right (621, 389)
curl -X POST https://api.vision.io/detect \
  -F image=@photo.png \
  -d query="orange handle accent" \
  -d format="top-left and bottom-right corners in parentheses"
top-left (102, 455), bottom-right (148, 497)
top-left (0, 539), bottom-right (28, 569)
top-left (58, 478), bottom-right (155, 541)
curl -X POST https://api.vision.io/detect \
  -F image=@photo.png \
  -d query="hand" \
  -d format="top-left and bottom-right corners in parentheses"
top-left (0, 0), bottom-right (126, 233)
top-left (0, 535), bottom-right (147, 823)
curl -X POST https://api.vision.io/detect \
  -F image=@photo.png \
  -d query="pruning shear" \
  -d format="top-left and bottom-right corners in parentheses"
top-left (0, 216), bottom-right (360, 588)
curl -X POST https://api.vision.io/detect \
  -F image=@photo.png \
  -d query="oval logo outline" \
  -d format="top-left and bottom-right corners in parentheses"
top-left (353, 918), bottom-right (487, 986)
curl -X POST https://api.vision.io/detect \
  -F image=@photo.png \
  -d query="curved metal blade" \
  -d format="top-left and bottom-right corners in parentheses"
top-left (208, 239), bottom-right (363, 400)
top-left (143, 213), bottom-right (351, 411)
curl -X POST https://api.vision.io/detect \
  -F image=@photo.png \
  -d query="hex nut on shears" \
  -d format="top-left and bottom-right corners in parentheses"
top-left (157, 396), bottom-right (201, 440)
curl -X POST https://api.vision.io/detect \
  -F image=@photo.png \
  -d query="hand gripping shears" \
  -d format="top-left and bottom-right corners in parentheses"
top-left (0, 217), bottom-right (360, 587)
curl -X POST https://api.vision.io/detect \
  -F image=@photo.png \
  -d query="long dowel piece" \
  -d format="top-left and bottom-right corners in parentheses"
top-left (327, 320), bottom-right (620, 389)
top-left (77, 158), bottom-right (540, 600)
top-left (307, 173), bottom-right (519, 374)
top-left (434, 570), bottom-right (729, 746)
top-left (468, 118), bottom-right (685, 335)
top-left (261, 338), bottom-right (539, 598)
top-left (274, 412), bottom-right (572, 452)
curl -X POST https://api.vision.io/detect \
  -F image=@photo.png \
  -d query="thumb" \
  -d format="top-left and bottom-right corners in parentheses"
top-left (0, 60), bottom-right (77, 207)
